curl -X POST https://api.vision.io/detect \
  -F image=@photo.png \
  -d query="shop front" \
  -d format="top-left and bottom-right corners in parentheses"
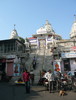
top-left (6, 55), bottom-right (21, 77)
top-left (61, 52), bottom-right (76, 74)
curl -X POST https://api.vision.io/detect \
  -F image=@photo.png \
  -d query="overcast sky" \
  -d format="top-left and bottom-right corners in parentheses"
top-left (0, 0), bottom-right (76, 40)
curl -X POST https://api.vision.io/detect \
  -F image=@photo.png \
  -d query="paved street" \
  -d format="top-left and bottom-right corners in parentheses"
top-left (0, 82), bottom-right (76, 100)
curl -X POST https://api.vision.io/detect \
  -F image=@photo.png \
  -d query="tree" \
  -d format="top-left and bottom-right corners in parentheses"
top-left (25, 37), bottom-right (29, 42)
top-left (19, 36), bottom-right (25, 44)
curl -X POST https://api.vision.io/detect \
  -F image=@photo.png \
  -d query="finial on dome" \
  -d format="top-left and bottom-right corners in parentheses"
top-left (74, 14), bottom-right (76, 21)
top-left (45, 20), bottom-right (50, 25)
top-left (14, 24), bottom-right (16, 30)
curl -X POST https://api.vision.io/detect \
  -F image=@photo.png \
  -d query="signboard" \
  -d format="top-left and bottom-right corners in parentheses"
top-left (6, 55), bottom-right (16, 59)
top-left (71, 46), bottom-right (76, 51)
top-left (38, 36), bottom-right (45, 39)
top-left (61, 52), bottom-right (76, 58)
top-left (6, 59), bottom-right (13, 62)
top-left (29, 38), bottom-right (37, 43)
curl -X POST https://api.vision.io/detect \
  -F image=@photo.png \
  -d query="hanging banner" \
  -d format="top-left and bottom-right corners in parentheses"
top-left (53, 60), bottom-right (61, 72)
top-left (13, 64), bottom-right (20, 76)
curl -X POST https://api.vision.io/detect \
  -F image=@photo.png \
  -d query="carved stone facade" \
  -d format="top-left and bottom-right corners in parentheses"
top-left (28, 20), bottom-right (76, 74)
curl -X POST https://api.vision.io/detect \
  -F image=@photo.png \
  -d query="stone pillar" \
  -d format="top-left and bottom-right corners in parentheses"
top-left (37, 38), bottom-right (39, 49)
top-left (46, 36), bottom-right (48, 49)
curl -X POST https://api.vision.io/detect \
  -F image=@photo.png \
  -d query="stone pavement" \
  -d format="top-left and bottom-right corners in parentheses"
top-left (0, 82), bottom-right (76, 100)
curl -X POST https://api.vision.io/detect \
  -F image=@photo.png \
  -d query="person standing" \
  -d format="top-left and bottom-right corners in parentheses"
top-left (30, 70), bottom-right (35, 85)
top-left (32, 60), bottom-right (36, 69)
top-left (45, 70), bottom-right (54, 93)
top-left (32, 56), bottom-right (36, 69)
top-left (22, 69), bottom-right (30, 93)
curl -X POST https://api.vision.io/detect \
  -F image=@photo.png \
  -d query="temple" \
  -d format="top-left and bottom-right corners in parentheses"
top-left (29, 20), bottom-right (62, 50)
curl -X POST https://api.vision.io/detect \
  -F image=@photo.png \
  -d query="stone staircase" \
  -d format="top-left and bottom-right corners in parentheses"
top-left (25, 48), bottom-right (53, 84)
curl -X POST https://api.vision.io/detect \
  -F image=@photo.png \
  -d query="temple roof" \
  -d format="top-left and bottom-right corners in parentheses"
top-left (29, 37), bottom-right (37, 39)
top-left (36, 20), bottom-right (55, 35)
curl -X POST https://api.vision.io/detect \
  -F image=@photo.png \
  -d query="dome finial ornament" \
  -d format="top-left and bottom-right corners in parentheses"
top-left (45, 20), bottom-right (50, 25)
top-left (74, 14), bottom-right (76, 21)
top-left (14, 24), bottom-right (16, 30)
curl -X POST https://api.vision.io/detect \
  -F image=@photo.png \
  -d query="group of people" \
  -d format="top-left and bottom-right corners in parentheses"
top-left (38, 69), bottom-right (76, 93)
top-left (22, 68), bottom-right (76, 94)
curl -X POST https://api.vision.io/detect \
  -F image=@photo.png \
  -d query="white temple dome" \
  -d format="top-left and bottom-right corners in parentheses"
top-left (36, 20), bottom-right (55, 34)
top-left (10, 29), bottom-right (19, 39)
top-left (70, 21), bottom-right (76, 39)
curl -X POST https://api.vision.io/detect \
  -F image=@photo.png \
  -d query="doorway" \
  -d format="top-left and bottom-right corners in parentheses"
top-left (63, 59), bottom-right (70, 71)
top-left (0, 62), bottom-right (6, 80)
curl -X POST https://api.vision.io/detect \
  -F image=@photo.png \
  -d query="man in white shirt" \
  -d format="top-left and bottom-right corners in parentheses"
top-left (44, 70), bottom-right (54, 93)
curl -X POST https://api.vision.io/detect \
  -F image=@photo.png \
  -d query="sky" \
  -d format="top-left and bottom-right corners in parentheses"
top-left (0, 0), bottom-right (76, 40)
